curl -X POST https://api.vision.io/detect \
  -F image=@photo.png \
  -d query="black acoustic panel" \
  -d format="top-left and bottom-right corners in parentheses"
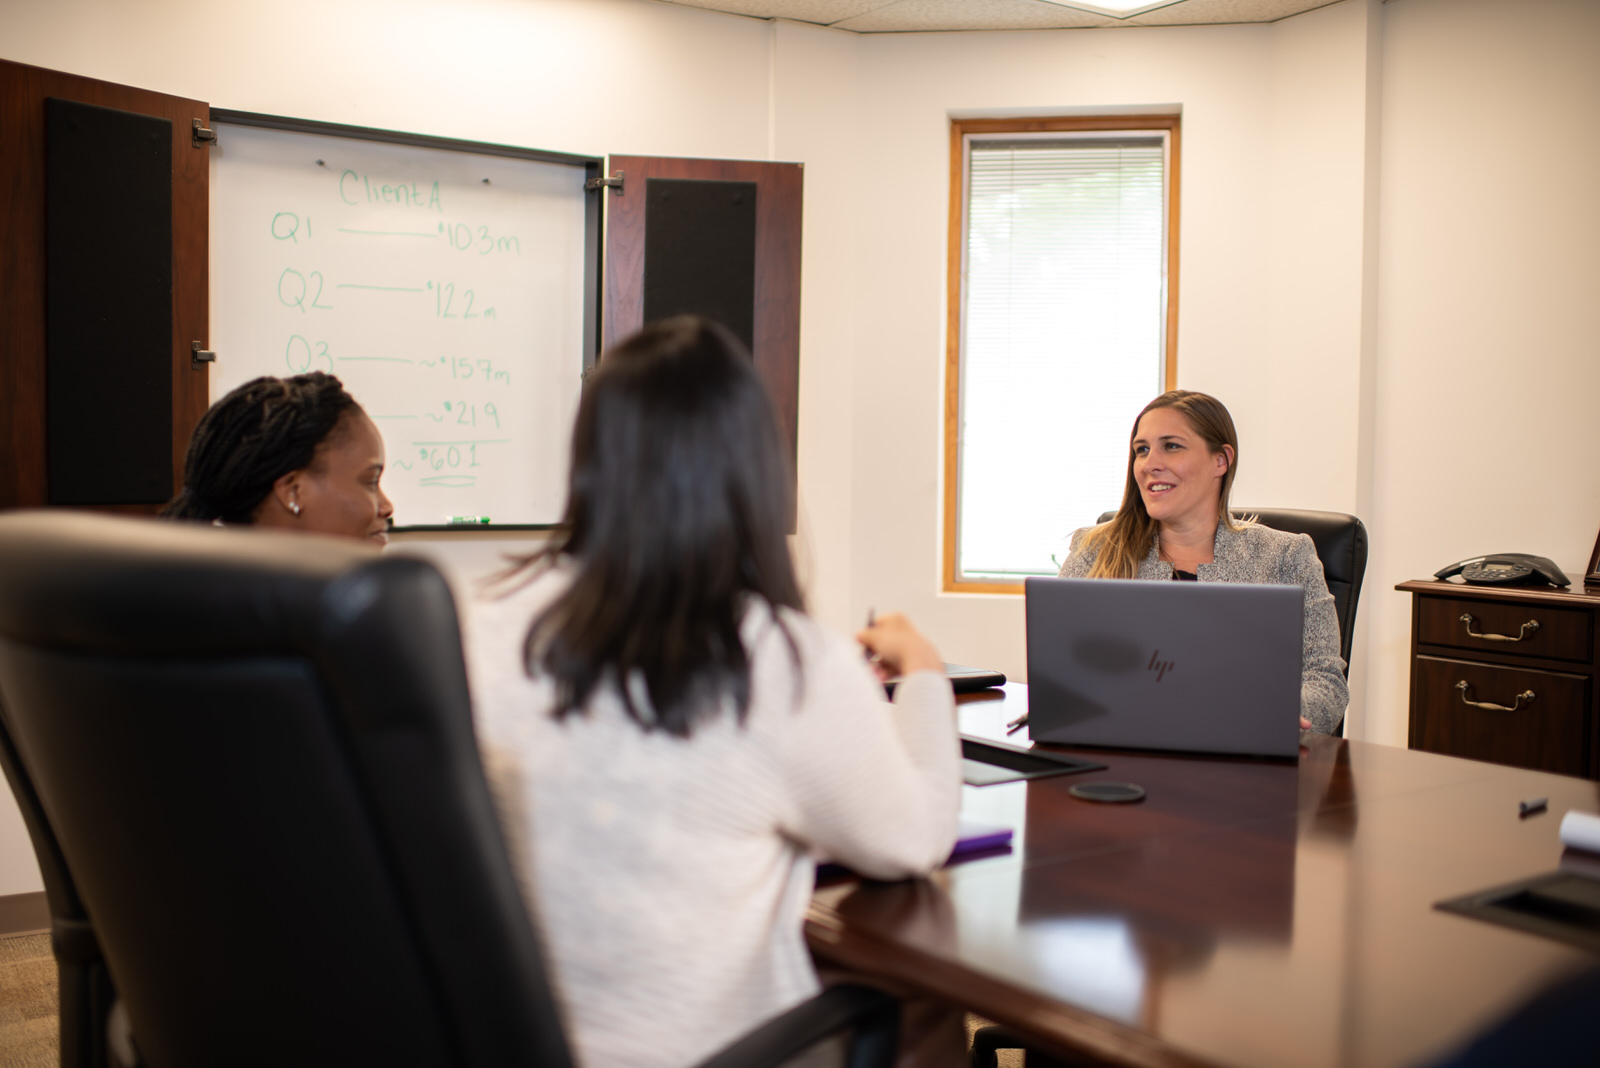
top-left (46, 98), bottom-right (172, 504)
top-left (643, 178), bottom-right (756, 353)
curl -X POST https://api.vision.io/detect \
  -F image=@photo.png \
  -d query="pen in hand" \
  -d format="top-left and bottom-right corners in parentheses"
top-left (856, 610), bottom-right (945, 682)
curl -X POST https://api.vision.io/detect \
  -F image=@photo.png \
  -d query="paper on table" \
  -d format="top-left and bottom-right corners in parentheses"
top-left (1558, 810), bottom-right (1600, 853)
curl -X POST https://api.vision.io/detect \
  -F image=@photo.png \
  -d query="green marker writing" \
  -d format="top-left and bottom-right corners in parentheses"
top-left (445, 515), bottom-right (491, 525)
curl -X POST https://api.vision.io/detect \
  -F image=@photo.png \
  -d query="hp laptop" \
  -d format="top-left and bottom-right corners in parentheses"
top-left (1024, 577), bottom-right (1303, 759)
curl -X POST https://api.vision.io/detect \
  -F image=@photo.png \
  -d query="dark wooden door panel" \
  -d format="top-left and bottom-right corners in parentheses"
top-left (603, 156), bottom-right (802, 525)
top-left (1411, 656), bottom-right (1588, 776)
top-left (1, 59), bottom-right (208, 511)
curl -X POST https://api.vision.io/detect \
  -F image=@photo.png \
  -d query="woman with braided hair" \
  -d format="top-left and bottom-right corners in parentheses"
top-left (162, 372), bottom-right (394, 546)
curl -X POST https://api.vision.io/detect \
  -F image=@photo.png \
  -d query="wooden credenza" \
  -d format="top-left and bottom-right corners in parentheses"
top-left (1398, 579), bottom-right (1600, 778)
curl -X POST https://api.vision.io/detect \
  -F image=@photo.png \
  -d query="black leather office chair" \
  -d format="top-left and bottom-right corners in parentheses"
top-left (1093, 507), bottom-right (1368, 676)
top-left (1234, 508), bottom-right (1367, 676)
top-left (0, 702), bottom-right (114, 1068)
top-left (0, 511), bottom-right (899, 1068)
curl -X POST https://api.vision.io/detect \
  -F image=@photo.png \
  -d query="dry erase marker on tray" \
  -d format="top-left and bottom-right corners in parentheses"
top-left (445, 515), bottom-right (491, 525)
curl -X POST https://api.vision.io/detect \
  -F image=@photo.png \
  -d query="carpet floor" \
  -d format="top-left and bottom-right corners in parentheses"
top-left (0, 934), bottom-right (56, 1067)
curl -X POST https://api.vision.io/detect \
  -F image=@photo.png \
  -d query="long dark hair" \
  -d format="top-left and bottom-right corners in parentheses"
top-left (1080, 390), bottom-right (1241, 578)
top-left (508, 316), bottom-right (803, 738)
top-left (162, 373), bottom-right (361, 523)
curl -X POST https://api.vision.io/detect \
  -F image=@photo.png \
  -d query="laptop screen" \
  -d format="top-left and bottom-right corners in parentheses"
top-left (1024, 577), bottom-right (1302, 758)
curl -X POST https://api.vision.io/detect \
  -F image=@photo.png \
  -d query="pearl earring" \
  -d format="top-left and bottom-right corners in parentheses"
top-left (291, 501), bottom-right (301, 516)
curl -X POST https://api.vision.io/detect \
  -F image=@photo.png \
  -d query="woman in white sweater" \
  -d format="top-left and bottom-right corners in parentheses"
top-left (467, 316), bottom-right (962, 1068)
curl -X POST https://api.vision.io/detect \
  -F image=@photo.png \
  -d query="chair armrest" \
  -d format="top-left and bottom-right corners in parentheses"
top-left (691, 984), bottom-right (900, 1068)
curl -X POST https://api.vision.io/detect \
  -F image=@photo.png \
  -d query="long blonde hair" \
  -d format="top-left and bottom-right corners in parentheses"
top-left (1079, 390), bottom-right (1241, 578)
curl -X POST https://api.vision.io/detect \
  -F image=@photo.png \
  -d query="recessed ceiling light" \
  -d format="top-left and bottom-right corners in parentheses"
top-left (1037, 0), bottom-right (1188, 17)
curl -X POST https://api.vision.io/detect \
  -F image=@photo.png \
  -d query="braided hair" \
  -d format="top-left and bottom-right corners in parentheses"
top-left (162, 373), bottom-right (361, 524)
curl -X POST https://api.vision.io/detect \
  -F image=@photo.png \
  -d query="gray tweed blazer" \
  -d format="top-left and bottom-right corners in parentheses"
top-left (1057, 520), bottom-right (1349, 734)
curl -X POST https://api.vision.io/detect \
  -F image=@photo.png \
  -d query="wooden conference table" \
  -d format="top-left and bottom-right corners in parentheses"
top-left (804, 684), bottom-right (1600, 1068)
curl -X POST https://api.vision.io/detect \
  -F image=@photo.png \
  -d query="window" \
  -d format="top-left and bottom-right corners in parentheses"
top-left (943, 116), bottom-right (1179, 592)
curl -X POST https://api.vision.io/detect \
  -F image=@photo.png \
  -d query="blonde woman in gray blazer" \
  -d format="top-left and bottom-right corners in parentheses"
top-left (1057, 391), bottom-right (1348, 734)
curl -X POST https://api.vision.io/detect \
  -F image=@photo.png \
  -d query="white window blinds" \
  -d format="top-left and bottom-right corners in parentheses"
top-left (957, 135), bottom-right (1168, 582)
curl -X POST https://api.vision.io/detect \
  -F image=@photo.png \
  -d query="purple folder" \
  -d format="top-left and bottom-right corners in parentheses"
top-left (815, 815), bottom-right (1014, 883)
top-left (948, 814), bottom-right (1014, 861)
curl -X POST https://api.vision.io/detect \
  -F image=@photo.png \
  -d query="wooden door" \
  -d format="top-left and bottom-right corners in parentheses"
top-left (1, 59), bottom-right (209, 511)
top-left (602, 156), bottom-right (803, 519)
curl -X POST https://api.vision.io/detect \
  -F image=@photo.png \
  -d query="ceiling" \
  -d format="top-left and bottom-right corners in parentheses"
top-left (655, 0), bottom-right (1344, 32)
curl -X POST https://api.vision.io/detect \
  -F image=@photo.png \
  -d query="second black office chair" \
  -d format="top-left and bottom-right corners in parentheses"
top-left (0, 511), bottom-right (899, 1068)
top-left (1093, 506), bottom-right (1369, 676)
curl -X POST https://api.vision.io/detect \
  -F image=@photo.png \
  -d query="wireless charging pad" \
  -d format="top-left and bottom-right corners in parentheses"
top-left (1069, 782), bottom-right (1146, 804)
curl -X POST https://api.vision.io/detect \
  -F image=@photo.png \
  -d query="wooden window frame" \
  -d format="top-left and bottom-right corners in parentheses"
top-left (942, 115), bottom-right (1181, 594)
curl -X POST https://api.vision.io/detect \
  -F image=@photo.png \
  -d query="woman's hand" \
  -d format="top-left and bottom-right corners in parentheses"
top-left (857, 611), bottom-right (944, 682)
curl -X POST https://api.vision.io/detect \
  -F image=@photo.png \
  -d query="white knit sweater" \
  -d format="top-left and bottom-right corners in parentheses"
top-left (465, 565), bottom-right (962, 1068)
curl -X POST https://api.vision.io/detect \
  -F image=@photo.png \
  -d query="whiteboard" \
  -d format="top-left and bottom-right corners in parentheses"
top-left (209, 116), bottom-right (599, 528)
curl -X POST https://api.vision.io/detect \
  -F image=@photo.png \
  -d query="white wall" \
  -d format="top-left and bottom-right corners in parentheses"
top-left (0, 0), bottom-right (772, 159)
top-left (3, 0), bottom-right (1598, 893)
top-left (771, 20), bottom-right (863, 628)
top-left (1260, 0), bottom-right (1379, 520)
top-left (1362, 0), bottom-right (1600, 746)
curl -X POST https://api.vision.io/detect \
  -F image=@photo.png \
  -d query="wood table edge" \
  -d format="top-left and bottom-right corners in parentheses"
top-left (805, 901), bottom-right (1229, 1068)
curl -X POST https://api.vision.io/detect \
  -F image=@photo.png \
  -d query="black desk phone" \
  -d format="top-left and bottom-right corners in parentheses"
top-left (1434, 554), bottom-right (1570, 588)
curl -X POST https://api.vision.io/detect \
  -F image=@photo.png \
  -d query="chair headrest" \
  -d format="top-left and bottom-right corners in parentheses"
top-left (0, 510), bottom-right (379, 656)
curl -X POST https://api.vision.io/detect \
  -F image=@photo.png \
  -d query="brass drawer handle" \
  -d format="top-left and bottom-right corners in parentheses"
top-left (1456, 680), bottom-right (1536, 712)
top-left (1459, 613), bottom-right (1540, 642)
